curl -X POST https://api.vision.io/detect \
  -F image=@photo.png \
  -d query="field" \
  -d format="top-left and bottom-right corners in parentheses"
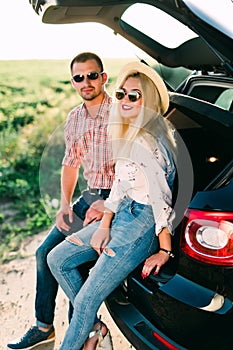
top-left (0, 57), bottom-right (189, 263)
top-left (0, 58), bottom-right (133, 263)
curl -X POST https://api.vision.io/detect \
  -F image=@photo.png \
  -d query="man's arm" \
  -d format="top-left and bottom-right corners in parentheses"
top-left (56, 165), bottom-right (79, 232)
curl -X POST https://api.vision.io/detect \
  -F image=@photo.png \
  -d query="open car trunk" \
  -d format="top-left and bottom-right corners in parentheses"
top-left (29, 0), bottom-right (233, 76)
top-left (105, 90), bottom-right (233, 349)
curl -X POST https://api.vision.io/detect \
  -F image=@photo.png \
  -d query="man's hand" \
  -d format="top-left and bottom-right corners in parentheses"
top-left (83, 199), bottom-right (105, 226)
top-left (90, 227), bottom-right (110, 255)
top-left (56, 205), bottom-right (73, 232)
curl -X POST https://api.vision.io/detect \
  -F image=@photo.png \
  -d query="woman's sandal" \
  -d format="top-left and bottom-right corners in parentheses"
top-left (83, 317), bottom-right (109, 350)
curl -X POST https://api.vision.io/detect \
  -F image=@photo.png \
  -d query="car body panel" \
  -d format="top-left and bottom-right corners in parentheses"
top-left (111, 265), bottom-right (233, 349)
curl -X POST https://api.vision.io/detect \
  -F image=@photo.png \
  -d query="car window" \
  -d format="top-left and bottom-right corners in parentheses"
top-left (155, 65), bottom-right (192, 91)
top-left (215, 89), bottom-right (233, 111)
top-left (122, 3), bottom-right (197, 49)
top-left (186, 83), bottom-right (233, 111)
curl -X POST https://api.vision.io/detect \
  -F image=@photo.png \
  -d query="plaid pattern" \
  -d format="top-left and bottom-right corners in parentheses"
top-left (62, 92), bottom-right (114, 189)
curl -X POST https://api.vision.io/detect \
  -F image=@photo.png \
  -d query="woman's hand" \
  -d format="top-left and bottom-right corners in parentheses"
top-left (141, 250), bottom-right (170, 279)
top-left (90, 227), bottom-right (110, 255)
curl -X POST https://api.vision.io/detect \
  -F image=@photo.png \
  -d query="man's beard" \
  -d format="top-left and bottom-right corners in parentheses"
top-left (82, 89), bottom-right (101, 101)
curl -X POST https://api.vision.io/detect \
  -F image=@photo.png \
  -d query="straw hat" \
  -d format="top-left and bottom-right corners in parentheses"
top-left (116, 61), bottom-right (169, 115)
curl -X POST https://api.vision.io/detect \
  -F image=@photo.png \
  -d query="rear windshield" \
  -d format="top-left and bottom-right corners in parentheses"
top-left (122, 3), bottom-right (197, 49)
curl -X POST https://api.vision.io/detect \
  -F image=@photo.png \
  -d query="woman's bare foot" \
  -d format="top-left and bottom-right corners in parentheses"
top-left (83, 321), bottom-right (108, 350)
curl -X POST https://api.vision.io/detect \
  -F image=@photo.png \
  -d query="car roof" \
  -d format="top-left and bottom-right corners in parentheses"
top-left (29, 0), bottom-right (233, 73)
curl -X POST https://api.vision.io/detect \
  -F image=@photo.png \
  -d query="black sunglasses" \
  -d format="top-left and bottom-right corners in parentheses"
top-left (115, 88), bottom-right (142, 102)
top-left (72, 71), bottom-right (103, 83)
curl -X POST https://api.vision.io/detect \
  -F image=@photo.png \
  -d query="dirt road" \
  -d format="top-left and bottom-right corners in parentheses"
top-left (0, 231), bottom-right (135, 350)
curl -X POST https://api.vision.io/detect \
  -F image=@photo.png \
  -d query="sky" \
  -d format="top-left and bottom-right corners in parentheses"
top-left (0, 0), bottom-right (232, 61)
top-left (0, 0), bottom-right (138, 60)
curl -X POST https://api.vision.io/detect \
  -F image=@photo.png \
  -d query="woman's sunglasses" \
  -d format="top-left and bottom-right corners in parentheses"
top-left (72, 71), bottom-right (103, 83)
top-left (115, 89), bottom-right (141, 102)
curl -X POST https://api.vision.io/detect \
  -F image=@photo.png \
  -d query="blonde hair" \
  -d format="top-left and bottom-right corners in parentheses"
top-left (108, 72), bottom-right (177, 161)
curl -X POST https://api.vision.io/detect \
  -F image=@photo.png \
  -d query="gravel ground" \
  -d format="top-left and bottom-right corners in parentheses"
top-left (0, 231), bottom-right (135, 350)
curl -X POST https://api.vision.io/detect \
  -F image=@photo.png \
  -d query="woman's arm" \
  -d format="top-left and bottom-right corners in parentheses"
top-left (131, 137), bottom-right (176, 236)
top-left (130, 138), bottom-right (175, 278)
top-left (90, 211), bottom-right (114, 255)
top-left (141, 227), bottom-right (173, 278)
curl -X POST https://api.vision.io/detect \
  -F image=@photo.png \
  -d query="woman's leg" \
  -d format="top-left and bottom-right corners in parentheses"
top-left (59, 201), bottom-right (158, 350)
top-left (47, 222), bottom-right (99, 305)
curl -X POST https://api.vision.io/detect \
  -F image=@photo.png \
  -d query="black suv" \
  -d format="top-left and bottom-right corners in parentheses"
top-left (29, 1), bottom-right (233, 349)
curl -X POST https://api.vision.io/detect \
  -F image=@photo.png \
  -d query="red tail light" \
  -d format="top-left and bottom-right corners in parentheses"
top-left (181, 209), bottom-right (233, 266)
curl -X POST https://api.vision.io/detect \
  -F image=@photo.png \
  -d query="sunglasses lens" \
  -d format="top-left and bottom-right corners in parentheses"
top-left (73, 71), bottom-right (102, 83)
top-left (128, 91), bottom-right (141, 102)
top-left (115, 89), bottom-right (141, 102)
top-left (88, 72), bottom-right (99, 80)
top-left (73, 75), bottom-right (84, 83)
top-left (115, 89), bottom-right (125, 100)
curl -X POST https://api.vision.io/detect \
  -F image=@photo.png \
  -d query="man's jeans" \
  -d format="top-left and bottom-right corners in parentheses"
top-left (48, 198), bottom-right (158, 349)
top-left (35, 190), bottom-right (109, 328)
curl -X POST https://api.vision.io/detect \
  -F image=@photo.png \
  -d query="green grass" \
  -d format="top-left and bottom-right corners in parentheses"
top-left (0, 58), bottom-right (133, 263)
top-left (0, 57), bottom-right (189, 263)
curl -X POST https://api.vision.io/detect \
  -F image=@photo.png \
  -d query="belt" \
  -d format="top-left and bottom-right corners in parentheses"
top-left (88, 188), bottom-right (111, 196)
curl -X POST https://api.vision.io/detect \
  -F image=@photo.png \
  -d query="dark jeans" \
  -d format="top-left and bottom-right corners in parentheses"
top-left (35, 189), bottom-right (110, 328)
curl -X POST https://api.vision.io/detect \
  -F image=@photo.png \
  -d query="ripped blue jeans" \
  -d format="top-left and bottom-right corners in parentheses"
top-left (47, 197), bottom-right (158, 350)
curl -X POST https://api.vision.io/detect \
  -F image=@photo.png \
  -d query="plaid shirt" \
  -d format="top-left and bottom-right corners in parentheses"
top-left (62, 92), bottom-right (114, 189)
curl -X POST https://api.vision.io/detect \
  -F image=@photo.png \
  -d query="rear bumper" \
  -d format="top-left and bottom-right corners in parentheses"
top-left (106, 272), bottom-right (233, 350)
top-left (105, 286), bottom-right (186, 350)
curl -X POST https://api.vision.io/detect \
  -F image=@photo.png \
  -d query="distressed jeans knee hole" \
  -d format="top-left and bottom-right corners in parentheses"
top-left (104, 248), bottom-right (115, 257)
top-left (67, 236), bottom-right (84, 246)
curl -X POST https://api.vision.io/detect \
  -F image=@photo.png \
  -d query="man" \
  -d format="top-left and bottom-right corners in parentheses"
top-left (7, 52), bottom-right (114, 350)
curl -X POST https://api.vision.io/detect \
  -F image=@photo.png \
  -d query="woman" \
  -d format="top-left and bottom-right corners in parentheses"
top-left (47, 61), bottom-right (177, 350)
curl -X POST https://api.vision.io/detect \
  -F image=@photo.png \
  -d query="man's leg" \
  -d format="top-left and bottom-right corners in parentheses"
top-left (35, 225), bottom-right (65, 327)
top-left (7, 190), bottom-right (108, 349)
top-left (35, 193), bottom-right (91, 326)
top-left (7, 194), bottom-right (89, 349)
top-left (7, 225), bottom-right (65, 350)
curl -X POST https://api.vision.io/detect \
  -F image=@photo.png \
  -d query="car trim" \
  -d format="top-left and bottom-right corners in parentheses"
top-left (160, 274), bottom-right (232, 315)
top-left (169, 93), bottom-right (233, 130)
top-left (106, 289), bottom-right (187, 350)
top-left (199, 293), bottom-right (224, 312)
top-left (131, 277), bottom-right (153, 295)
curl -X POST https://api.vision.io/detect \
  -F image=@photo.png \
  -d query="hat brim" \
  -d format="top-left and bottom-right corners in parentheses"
top-left (116, 61), bottom-right (169, 115)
